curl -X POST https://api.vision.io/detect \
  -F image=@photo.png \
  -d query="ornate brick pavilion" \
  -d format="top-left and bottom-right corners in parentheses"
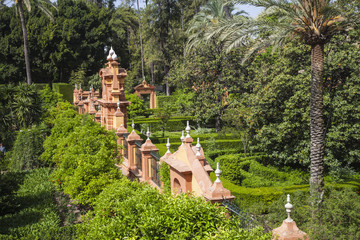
top-left (73, 48), bottom-right (308, 238)
top-left (73, 47), bottom-right (235, 203)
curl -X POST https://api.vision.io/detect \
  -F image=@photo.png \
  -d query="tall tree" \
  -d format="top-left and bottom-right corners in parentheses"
top-left (14, 0), bottom-right (56, 84)
top-left (212, 0), bottom-right (359, 205)
top-left (136, 0), bottom-right (145, 80)
top-left (185, 0), bottom-right (246, 131)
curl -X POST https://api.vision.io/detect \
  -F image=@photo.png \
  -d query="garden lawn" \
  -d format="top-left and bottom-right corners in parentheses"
top-left (0, 168), bottom-right (75, 239)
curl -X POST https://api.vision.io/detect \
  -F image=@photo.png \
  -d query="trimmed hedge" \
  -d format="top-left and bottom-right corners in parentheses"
top-left (214, 154), bottom-right (307, 187)
top-left (33, 83), bottom-right (49, 91)
top-left (131, 117), bottom-right (195, 132)
top-left (52, 83), bottom-right (73, 103)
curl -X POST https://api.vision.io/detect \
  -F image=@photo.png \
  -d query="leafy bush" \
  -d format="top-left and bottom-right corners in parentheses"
top-left (126, 93), bottom-right (146, 119)
top-left (0, 83), bottom-right (43, 149)
top-left (52, 83), bottom-right (73, 103)
top-left (7, 123), bottom-right (49, 171)
top-left (42, 106), bottom-right (121, 205)
top-left (160, 162), bottom-right (171, 193)
top-left (39, 86), bottom-right (64, 126)
top-left (77, 179), bottom-right (271, 239)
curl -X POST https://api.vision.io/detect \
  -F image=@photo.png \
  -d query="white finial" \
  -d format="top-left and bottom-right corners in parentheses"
top-left (112, 52), bottom-right (118, 60)
top-left (117, 101), bottom-right (120, 110)
top-left (109, 46), bottom-right (115, 55)
top-left (285, 194), bottom-right (293, 222)
top-left (79, 83), bottom-right (82, 89)
top-left (90, 84), bottom-right (93, 90)
top-left (166, 138), bottom-right (171, 154)
top-left (75, 83), bottom-right (77, 90)
top-left (131, 120), bottom-right (135, 131)
top-left (196, 138), bottom-right (201, 156)
top-left (180, 130), bottom-right (185, 146)
top-left (185, 121), bottom-right (191, 138)
top-left (215, 162), bottom-right (221, 183)
top-left (146, 127), bottom-right (150, 140)
top-left (107, 46), bottom-right (115, 60)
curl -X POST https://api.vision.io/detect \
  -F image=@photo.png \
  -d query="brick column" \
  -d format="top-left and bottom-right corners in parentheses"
top-left (126, 130), bottom-right (142, 170)
top-left (140, 138), bottom-right (158, 182)
top-left (116, 124), bottom-right (128, 156)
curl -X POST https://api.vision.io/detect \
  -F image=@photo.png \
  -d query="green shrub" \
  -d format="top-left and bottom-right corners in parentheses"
top-left (77, 179), bottom-right (270, 239)
top-left (126, 93), bottom-right (146, 119)
top-left (8, 123), bottom-right (49, 171)
top-left (39, 86), bottom-right (64, 126)
top-left (42, 105), bottom-right (121, 205)
top-left (52, 83), bottom-right (73, 103)
top-left (160, 162), bottom-right (171, 193)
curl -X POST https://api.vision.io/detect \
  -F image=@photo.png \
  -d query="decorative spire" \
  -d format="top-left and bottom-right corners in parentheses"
top-left (90, 84), bottom-right (93, 90)
top-left (131, 120), bottom-right (135, 132)
top-left (107, 46), bottom-right (117, 60)
top-left (285, 194), bottom-right (294, 222)
top-left (117, 101), bottom-right (120, 110)
top-left (180, 130), bottom-right (185, 146)
top-left (196, 138), bottom-right (201, 156)
top-left (75, 83), bottom-right (77, 90)
top-left (166, 138), bottom-right (171, 154)
top-left (215, 162), bottom-right (221, 183)
top-left (185, 121), bottom-right (191, 138)
top-left (112, 52), bottom-right (118, 60)
top-left (79, 83), bottom-right (82, 90)
top-left (146, 127), bottom-right (150, 140)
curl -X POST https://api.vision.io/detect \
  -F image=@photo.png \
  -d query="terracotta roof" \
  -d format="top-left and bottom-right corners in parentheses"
top-left (164, 157), bottom-right (192, 173)
top-left (140, 139), bottom-right (158, 152)
top-left (127, 130), bottom-right (142, 141)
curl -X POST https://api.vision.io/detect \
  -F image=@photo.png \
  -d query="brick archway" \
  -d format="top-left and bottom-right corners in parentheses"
top-left (134, 80), bottom-right (156, 109)
top-left (173, 178), bottom-right (182, 194)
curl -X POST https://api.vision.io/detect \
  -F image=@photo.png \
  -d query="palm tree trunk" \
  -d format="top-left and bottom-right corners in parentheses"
top-left (309, 43), bottom-right (325, 205)
top-left (136, 0), bottom-right (145, 80)
top-left (18, 2), bottom-right (32, 85)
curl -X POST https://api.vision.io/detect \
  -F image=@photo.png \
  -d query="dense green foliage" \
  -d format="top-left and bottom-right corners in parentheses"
top-left (125, 93), bottom-right (146, 119)
top-left (41, 104), bottom-right (121, 205)
top-left (0, 168), bottom-right (76, 239)
top-left (262, 188), bottom-right (360, 239)
top-left (0, 0), bottom-right (113, 84)
top-left (160, 161), bottom-right (171, 193)
top-left (77, 178), bottom-right (271, 239)
top-left (7, 123), bottom-right (49, 171)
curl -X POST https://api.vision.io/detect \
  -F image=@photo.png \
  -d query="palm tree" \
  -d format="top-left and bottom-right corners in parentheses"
top-left (212, 0), bottom-right (358, 204)
top-left (186, 0), bottom-right (249, 54)
top-left (186, 0), bottom-right (247, 132)
top-left (14, 0), bottom-right (56, 85)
